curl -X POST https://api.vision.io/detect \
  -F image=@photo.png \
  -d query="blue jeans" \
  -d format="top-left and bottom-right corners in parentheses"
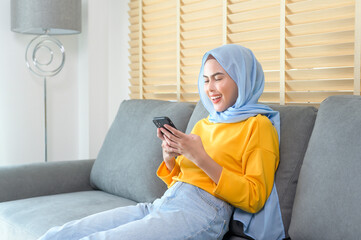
top-left (38, 182), bottom-right (234, 240)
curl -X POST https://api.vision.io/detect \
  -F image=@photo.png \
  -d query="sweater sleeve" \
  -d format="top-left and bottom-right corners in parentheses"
top-left (213, 149), bottom-right (278, 213)
top-left (156, 160), bottom-right (180, 187)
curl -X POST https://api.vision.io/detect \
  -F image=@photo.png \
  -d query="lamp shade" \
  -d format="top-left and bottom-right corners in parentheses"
top-left (11, 0), bottom-right (81, 35)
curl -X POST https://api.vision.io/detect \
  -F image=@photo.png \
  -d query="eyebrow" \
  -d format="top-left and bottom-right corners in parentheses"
top-left (203, 72), bottom-right (225, 78)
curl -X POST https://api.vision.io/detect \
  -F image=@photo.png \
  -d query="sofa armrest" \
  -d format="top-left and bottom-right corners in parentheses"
top-left (0, 159), bottom-right (95, 203)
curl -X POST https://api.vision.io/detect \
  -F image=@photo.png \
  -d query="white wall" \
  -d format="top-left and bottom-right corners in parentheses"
top-left (0, 0), bottom-right (130, 166)
top-left (87, 0), bottom-right (130, 159)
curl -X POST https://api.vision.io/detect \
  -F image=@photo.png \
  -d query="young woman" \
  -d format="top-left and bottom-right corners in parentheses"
top-left (38, 44), bottom-right (284, 240)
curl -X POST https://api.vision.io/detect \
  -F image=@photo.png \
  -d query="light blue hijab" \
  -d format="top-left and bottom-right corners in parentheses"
top-left (198, 44), bottom-right (285, 240)
top-left (198, 44), bottom-right (280, 138)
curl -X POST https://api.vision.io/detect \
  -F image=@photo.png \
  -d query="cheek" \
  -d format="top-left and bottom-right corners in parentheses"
top-left (203, 84), bottom-right (208, 95)
top-left (231, 88), bottom-right (238, 104)
top-left (224, 81), bottom-right (238, 104)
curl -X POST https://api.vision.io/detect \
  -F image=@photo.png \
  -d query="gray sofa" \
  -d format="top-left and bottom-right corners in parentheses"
top-left (0, 95), bottom-right (360, 240)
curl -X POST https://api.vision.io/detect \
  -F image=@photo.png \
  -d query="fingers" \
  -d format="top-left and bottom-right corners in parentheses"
top-left (163, 134), bottom-right (176, 149)
top-left (157, 128), bottom-right (165, 141)
top-left (163, 135), bottom-right (181, 154)
top-left (160, 128), bottom-right (178, 142)
top-left (163, 124), bottom-right (184, 138)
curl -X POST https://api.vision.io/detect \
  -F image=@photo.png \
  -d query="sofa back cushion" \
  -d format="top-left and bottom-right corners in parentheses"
top-left (90, 99), bottom-right (195, 203)
top-left (186, 102), bottom-right (317, 238)
top-left (270, 104), bottom-right (317, 237)
top-left (289, 95), bottom-right (361, 239)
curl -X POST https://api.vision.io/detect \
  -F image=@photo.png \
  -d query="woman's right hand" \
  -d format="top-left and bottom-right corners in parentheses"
top-left (157, 128), bottom-right (179, 171)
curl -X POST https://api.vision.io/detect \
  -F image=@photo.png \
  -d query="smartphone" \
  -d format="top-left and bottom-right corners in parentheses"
top-left (153, 116), bottom-right (177, 135)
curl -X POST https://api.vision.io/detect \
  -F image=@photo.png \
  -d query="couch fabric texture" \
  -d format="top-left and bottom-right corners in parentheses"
top-left (90, 99), bottom-right (195, 203)
top-left (288, 96), bottom-right (361, 240)
top-left (0, 96), bottom-right (359, 240)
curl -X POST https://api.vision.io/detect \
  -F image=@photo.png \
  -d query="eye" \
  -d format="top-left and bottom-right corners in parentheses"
top-left (204, 78), bottom-right (209, 83)
top-left (215, 77), bottom-right (223, 81)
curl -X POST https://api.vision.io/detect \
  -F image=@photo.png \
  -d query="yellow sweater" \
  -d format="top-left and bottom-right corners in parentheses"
top-left (156, 114), bottom-right (279, 213)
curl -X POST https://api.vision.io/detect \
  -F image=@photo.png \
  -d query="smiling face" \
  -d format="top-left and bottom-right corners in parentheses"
top-left (203, 57), bottom-right (238, 112)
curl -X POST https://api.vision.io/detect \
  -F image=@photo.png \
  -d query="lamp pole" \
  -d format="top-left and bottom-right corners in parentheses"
top-left (25, 33), bottom-right (65, 162)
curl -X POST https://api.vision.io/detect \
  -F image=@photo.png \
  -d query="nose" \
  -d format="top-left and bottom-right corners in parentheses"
top-left (207, 80), bottom-right (216, 92)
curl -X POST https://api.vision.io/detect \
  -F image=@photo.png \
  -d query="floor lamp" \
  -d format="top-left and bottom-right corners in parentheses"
top-left (11, 0), bottom-right (82, 162)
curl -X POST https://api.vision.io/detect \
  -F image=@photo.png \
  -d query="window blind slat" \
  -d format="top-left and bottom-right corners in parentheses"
top-left (143, 42), bottom-right (176, 54)
top-left (143, 60), bottom-right (176, 69)
top-left (181, 46), bottom-right (211, 58)
top-left (129, 1), bottom-right (138, 9)
top-left (143, 8), bottom-right (175, 22)
top-left (144, 85), bottom-right (177, 93)
top-left (286, 67), bottom-right (354, 80)
top-left (264, 71), bottom-right (281, 82)
top-left (286, 91), bottom-right (353, 103)
top-left (143, 35), bottom-right (177, 45)
top-left (228, 17), bottom-right (279, 33)
top-left (287, 0), bottom-right (353, 14)
top-left (129, 40), bottom-right (139, 48)
top-left (228, 6), bottom-right (280, 23)
top-left (228, 27), bottom-right (280, 43)
top-left (287, 5), bottom-right (354, 25)
top-left (181, 36), bottom-right (222, 49)
top-left (287, 30), bottom-right (354, 48)
top-left (181, 0), bottom-right (222, 13)
top-left (181, 17), bottom-right (222, 31)
top-left (143, 52), bottom-right (176, 61)
top-left (143, 18), bottom-right (176, 29)
top-left (286, 43), bottom-right (354, 58)
top-left (233, 39), bottom-right (280, 52)
top-left (287, 55), bottom-right (354, 69)
top-left (143, 77), bottom-right (177, 85)
top-left (287, 18), bottom-right (354, 37)
top-left (129, 8), bottom-right (139, 17)
top-left (261, 60), bottom-right (280, 71)
top-left (129, 63), bottom-right (139, 71)
top-left (264, 81), bottom-right (281, 91)
top-left (143, 25), bottom-right (177, 38)
top-left (143, 0), bottom-right (175, 14)
top-left (182, 26), bottom-right (223, 40)
top-left (182, 7), bottom-right (222, 23)
top-left (286, 79), bottom-right (354, 91)
top-left (228, 0), bottom-right (279, 13)
top-left (259, 92), bottom-right (280, 103)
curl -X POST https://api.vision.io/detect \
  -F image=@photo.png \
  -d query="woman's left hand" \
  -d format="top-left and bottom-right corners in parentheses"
top-left (160, 124), bottom-right (206, 167)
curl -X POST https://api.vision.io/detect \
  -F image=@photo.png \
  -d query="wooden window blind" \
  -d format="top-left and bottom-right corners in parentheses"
top-left (128, 0), bottom-right (361, 105)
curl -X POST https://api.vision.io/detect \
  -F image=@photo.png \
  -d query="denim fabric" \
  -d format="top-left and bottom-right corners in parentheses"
top-left (38, 182), bottom-right (233, 240)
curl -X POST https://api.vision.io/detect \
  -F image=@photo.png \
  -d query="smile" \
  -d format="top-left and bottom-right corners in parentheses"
top-left (210, 95), bottom-right (222, 103)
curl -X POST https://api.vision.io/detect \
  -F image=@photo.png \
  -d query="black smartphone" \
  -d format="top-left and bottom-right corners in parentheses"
top-left (153, 116), bottom-right (177, 135)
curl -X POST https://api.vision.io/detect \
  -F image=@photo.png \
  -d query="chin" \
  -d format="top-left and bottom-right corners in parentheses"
top-left (213, 105), bottom-right (227, 112)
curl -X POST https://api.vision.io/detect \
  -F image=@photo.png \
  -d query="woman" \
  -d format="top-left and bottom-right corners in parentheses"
top-left (39, 44), bottom-right (284, 240)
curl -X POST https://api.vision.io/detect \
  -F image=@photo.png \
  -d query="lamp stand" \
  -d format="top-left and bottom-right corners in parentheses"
top-left (25, 34), bottom-right (65, 162)
top-left (43, 77), bottom-right (48, 162)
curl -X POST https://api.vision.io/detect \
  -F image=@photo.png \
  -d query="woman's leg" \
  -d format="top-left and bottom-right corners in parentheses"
top-left (81, 183), bottom-right (233, 240)
top-left (38, 203), bottom-right (151, 240)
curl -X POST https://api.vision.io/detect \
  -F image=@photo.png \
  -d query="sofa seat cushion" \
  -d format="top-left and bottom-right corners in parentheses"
top-left (0, 190), bottom-right (136, 240)
top-left (289, 95), bottom-right (361, 239)
top-left (90, 99), bottom-right (195, 203)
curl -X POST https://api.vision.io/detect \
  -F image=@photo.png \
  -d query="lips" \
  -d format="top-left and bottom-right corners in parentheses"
top-left (210, 95), bottom-right (222, 104)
